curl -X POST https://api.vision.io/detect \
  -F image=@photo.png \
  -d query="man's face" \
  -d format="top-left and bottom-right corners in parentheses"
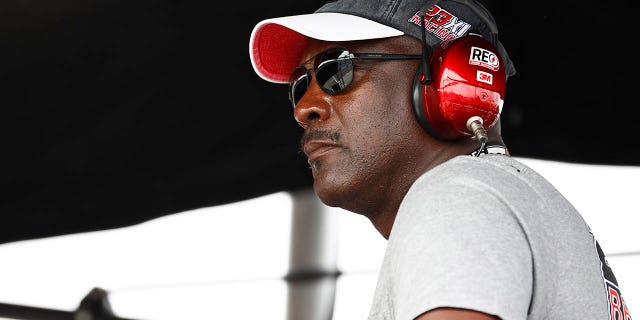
top-left (292, 36), bottom-right (429, 214)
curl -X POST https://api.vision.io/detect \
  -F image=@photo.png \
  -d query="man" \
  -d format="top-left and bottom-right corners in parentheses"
top-left (249, 0), bottom-right (632, 319)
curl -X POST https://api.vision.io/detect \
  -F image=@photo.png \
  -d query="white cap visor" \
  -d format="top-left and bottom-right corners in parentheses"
top-left (249, 12), bottom-right (404, 83)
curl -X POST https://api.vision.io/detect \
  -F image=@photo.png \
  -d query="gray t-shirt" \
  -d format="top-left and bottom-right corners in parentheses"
top-left (368, 154), bottom-right (632, 320)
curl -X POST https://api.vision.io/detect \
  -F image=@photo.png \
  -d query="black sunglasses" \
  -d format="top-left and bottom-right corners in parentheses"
top-left (288, 46), bottom-right (422, 109)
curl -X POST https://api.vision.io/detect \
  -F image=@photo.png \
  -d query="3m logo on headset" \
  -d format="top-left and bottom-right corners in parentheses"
top-left (477, 70), bottom-right (493, 85)
top-left (469, 46), bottom-right (499, 71)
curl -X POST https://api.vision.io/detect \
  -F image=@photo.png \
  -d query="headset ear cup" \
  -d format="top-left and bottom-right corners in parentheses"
top-left (412, 36), bottom-right (506, 141)
top-left (412, 61), bottom-right (445, 140)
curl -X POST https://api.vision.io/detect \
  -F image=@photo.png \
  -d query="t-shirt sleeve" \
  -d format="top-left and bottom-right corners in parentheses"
top-left (384, 176), bottom-right (533, 320)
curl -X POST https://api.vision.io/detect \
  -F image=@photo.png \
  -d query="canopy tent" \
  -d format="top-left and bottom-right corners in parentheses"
top-left (1, 0), bottom-right (637, 245)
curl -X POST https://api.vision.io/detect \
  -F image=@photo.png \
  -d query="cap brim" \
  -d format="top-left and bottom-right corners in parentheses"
top-left (249, 12), bottom-right (404, 83)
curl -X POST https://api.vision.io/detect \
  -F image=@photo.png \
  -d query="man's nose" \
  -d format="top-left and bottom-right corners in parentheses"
top-left (293, 84), bottom-right (331, 128)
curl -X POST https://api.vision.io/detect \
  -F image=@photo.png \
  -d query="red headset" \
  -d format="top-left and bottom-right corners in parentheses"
top-left (412, 0), bottom-right (507, 141)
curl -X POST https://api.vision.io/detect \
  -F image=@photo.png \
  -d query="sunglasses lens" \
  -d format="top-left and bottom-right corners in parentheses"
top-left (288, 47), bottom-right (354, 108)
top-left (315, 48), bottom-right (354, 94)
top-left (289, 66), bottom-right (310, 108)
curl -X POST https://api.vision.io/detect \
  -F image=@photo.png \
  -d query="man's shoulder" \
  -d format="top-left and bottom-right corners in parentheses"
top-left (403, 154), bottom-right (549, 213)
top-left (416, 154), bottom-right (530, 187)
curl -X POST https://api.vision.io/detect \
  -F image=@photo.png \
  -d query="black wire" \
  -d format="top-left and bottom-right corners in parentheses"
top-left (419, 6), bottom-right (432, 84)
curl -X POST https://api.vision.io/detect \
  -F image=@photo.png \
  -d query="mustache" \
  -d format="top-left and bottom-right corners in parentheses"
top-left (299, 130), bottom-right (341, 151)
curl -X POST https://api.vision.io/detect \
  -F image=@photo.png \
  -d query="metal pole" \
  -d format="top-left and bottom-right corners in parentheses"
top-left (286, 188), bottom-right (338, 320)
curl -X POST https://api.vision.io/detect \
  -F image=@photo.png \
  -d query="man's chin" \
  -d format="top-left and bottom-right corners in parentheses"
top-left (312, 178), bottom-right (353, 209)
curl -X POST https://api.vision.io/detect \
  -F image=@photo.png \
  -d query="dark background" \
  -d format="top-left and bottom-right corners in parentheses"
top-left (1, 0), bottom-right (637, 244)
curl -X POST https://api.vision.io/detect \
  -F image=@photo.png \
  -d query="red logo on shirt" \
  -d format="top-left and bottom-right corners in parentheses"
top-left (608, 284), bottom-right (632, 320)
top-left (595, 239), bottom-right (633, 320)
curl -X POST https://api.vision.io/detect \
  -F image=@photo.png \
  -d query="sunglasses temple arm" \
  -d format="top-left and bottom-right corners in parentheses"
top-left (351, 54), bottom-right (423, 60)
